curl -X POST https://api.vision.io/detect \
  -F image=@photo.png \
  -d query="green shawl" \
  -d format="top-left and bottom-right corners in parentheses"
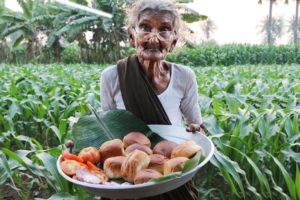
top-left (117, 55), bottom-right (171, 125)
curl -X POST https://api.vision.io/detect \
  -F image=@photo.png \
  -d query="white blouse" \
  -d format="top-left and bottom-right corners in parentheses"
top-left (100, 63), bottom-right (202, 126)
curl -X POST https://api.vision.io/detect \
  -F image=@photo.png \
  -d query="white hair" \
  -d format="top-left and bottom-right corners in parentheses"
top-left (125, 0), bottom-right (182, 34)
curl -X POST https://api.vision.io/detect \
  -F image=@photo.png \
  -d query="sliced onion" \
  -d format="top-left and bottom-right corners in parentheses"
top-left (76, 168), bottom-right (102, 184)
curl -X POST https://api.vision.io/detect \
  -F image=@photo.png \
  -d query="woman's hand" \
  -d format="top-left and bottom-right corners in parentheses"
top-left (186, 123), bottom-right (207, 134)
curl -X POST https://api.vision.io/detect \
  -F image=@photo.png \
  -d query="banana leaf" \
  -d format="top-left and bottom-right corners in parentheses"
top-left (182, 150), bottom-right (204, 173)
top-left (150, 172), bottom-right (182, 183)
top-left (72, 109), bottom-right (164, 153)
top-left (151, 151), bottom-right (205, 183)
top-left (178, 5), bottom-right (208, 23)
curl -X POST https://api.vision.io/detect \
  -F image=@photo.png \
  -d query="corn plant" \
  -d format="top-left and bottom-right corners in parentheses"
top-left (195, 65), bottom-right (300, 199)
top-left (0, 63), bottom-right (103, 199)
top-left (0, 64), bottom-right (300, 199)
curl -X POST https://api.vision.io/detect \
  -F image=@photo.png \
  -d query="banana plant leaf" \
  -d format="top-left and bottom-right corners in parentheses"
top-left (176, 0), bottom-right (194, 3)
top-left (72, 109), bottom-right (164, 153)
top-left (151, 151), bottom-right (204, 183)
top-left (157, 153), bottom-right (205, 183)
top-left (182, 150), bottom-right (203, 173)
top-left (150, 172), bottom-right (182, 183)
top-left (178, 5), bottom-right (208, 23)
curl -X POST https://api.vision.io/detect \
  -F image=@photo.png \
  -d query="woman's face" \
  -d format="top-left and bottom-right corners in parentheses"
top-left (130, 10), bottom-right (177, 61)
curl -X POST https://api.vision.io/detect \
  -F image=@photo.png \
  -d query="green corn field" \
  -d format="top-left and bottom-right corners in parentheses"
top-left (0, 64), bottom-right (299, 199)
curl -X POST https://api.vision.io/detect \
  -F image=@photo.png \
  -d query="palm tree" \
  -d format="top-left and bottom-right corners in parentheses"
top-left (285, 0), bottom-right (300, 43)
top-left (200, 18), bottom-right (217, 42)
top-left (287, 15), bottom-right (300, 43)
top-left (258, 0), bottom-right (277, 44)
top-left (295, 0), bottom-right (300, 43)
top-left (258, 15), bottom-right (284, 44)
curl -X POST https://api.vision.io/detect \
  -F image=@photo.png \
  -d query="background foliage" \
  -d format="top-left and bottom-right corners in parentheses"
top-left (167, 43), bottom-right (300, 66)
top-left (0, 0), bottom-right (204, 64)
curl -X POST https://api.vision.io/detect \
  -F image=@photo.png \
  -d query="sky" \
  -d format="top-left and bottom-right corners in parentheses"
top-left (189, 0), bottom-right (295, 44)
top-left (5, 0), bottom-right (296, 44)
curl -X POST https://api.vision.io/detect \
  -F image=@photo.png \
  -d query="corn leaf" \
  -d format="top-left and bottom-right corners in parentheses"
top-left (296, 165), bottom-right (300, 200)
top-left (46, 192), bottom-right (79, 200)
top-left (268, 153), bottom-right (296, 200)
top-left (0, 152), bottom-right (9, 185)
top-left (36, 152), bottom-right (69, 192)
top-left (223, 144), bottom-right (272, 198)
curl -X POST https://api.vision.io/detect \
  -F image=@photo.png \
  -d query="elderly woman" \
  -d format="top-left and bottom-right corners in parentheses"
top-left (100, 0), bottom-right (204, 199)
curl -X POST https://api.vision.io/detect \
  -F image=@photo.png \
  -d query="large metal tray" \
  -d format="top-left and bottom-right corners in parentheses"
top-left (57, 124), bottom-right (215, 199)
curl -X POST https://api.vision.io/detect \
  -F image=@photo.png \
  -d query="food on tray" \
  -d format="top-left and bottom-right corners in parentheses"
top-left (62, 151), bottom-right (84, 163)
top-left (76, 166), bottom-right (108, 184)
top-left (76, 168), bottom-right (102, 184)
top-left (86, 161), bottom-right (109, 182)
top-left (148, 154), bottom-right (169, 174)
top-left (78, 146), bottom-right (101, 164)
top-left (61, 160), bottom-right (83, 176)
top-left (153, 140), bottom-right (178, 158)
top-left (134, 169), bottom-right (162, 184)
top-left (59, 131), bottom-right (204, 185)
top-left (164, 157), bottom-right (189, 175)
top-left (99, 139), bottom-right (125, 162)
top-left (104, 156), bottom-right (126, 179)
top-left (125, 143), bottom-right (153, 155)
top-left (123, 131), bottom-right (151, 148)
top-left (121, 150), bottom-right (150, 182)
top-left (171, 140), bottom-right (202, 158)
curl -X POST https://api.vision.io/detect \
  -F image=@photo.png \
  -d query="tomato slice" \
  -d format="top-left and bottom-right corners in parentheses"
top-left (78, 147), bottom-right (101, 164)
top-left (86, 161), bottom-right (101, 171)
top-left (62, 151), bottom-right (84, 163)
top-left (60, 160), bottom-right (83, 176)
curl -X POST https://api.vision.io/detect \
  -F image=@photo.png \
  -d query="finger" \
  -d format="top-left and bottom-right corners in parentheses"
top-left (200, 124), bottom-right (208, 133)
top-left (199, 128), bottom-right (207, 135)
top-left (186, 126), bottom-right (192, 132)
top-left (191, 124), bottom-right (201, 131)
top-left (186, 126), bottom-right (196, 133)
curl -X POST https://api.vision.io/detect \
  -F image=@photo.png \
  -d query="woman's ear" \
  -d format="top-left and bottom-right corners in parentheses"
top-left (128, 27), bottom-right (136, 48)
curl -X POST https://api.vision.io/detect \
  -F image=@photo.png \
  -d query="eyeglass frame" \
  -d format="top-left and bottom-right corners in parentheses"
top-left (132, 27), bottom-right (176, 41)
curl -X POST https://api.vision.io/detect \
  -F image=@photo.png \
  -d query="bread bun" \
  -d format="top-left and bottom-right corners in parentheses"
top-left (148, 154), bottom-right (168, 174)
top-left (99, 139), bottom-right (125, 162)
top-left (134, 169), bottom-right (162, 185)
top-left (103, 156), bottom-right (126, 179)
top-left (123, 132), bottom-right (151, 148)
top-left (171, 140), bottom-right (202, 158)
top-left (164, 157), bottom-right (188, 175)
top-left (121, 150), bottom-right (150, 182)
top-left (125, 143), bottom-right (153, 155)
top-left (153, 140), bottom-right (178, 158)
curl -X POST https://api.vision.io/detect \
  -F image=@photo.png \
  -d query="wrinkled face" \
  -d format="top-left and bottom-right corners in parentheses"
top-left (129, 10), bottom-right (177, 61)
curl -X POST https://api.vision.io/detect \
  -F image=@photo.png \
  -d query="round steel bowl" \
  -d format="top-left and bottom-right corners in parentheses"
top-left (57, 124), bottom-right (215, 199)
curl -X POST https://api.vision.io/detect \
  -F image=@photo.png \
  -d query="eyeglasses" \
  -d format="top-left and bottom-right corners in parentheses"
top-left (133, 28), bottom-right (175, 41)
